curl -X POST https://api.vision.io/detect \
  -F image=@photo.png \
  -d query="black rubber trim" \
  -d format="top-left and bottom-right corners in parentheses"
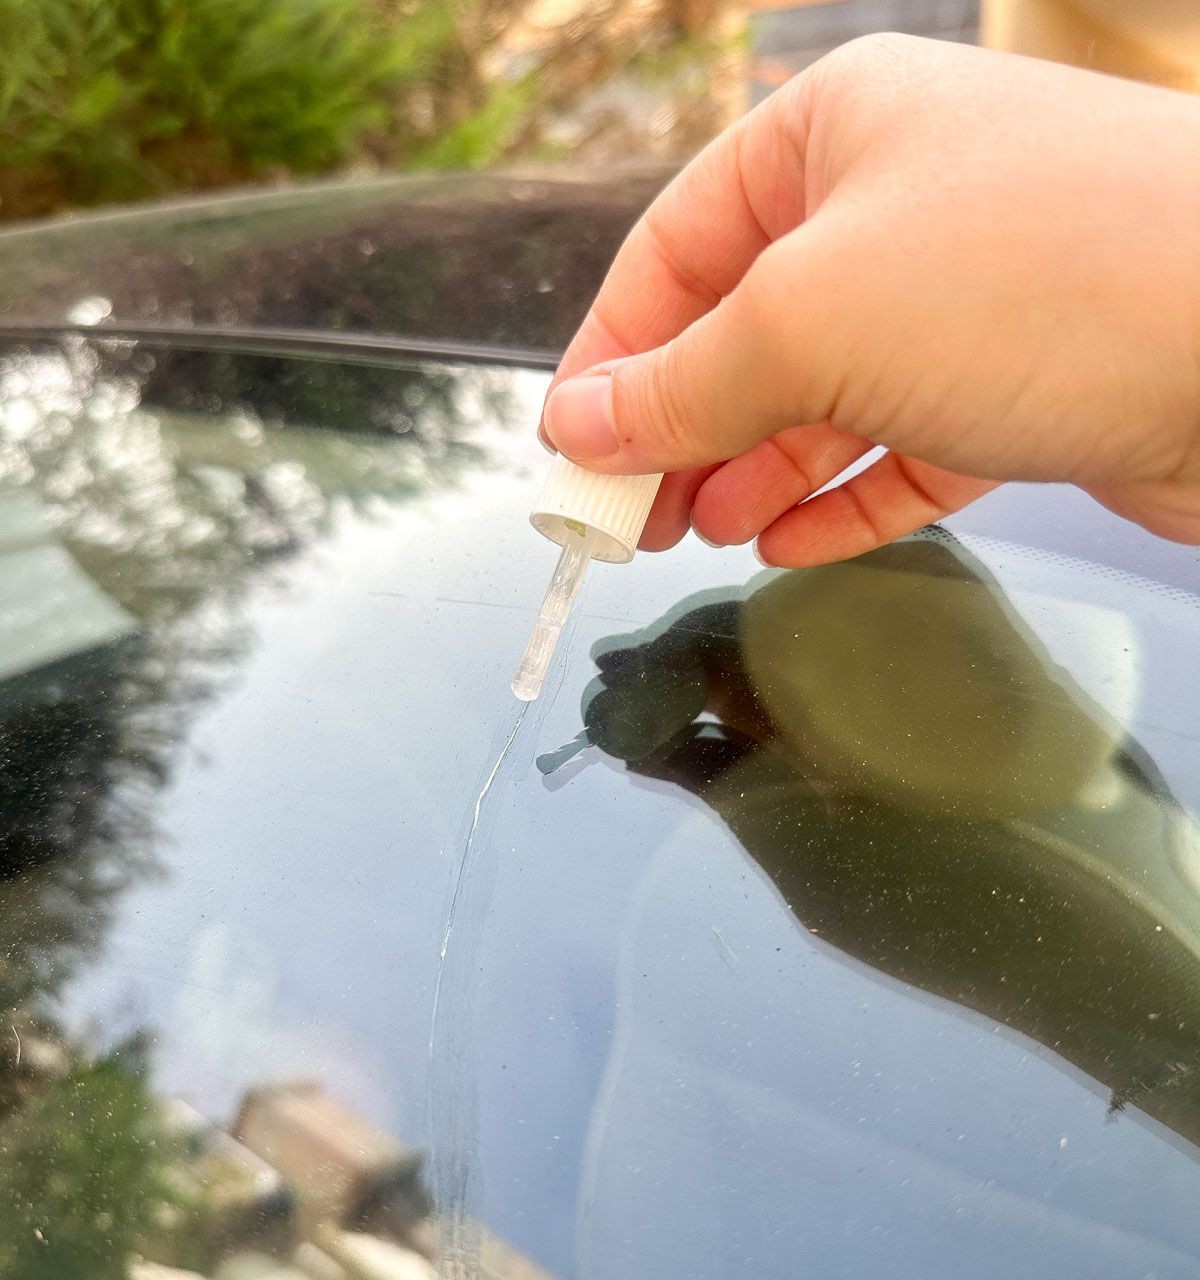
top-left (0, 323), bottom-right (560, 371)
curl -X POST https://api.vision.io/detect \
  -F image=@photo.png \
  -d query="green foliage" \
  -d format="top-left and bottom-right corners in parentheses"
top-left (411, 71), bottom-right (539, 169)
top-left (628, 21), bottom-right (745, 85)
top-left (0, 1042), bottom-right (177, 1280)
top-left (0, 0), bottom-right (739, 219)
top-left (0, 0), bottom-right (431, 213)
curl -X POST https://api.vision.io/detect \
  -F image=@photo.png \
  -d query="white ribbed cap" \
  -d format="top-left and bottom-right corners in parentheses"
top-left (530, 455), bottom-right (663, 564)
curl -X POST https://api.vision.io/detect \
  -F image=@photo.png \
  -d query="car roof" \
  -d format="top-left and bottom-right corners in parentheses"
top-left (0, 167), bottom-right (673, 363)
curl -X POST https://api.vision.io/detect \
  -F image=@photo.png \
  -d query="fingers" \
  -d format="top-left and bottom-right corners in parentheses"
top-left (755, 452), bottom-right (996, 568)
top-left (641, 466), bottom-right (721, 552)
top-left (541, 222), bottom-right (850, 474)
top-left (691, 425), bottom-right (875, 545)
top-left (541, 69), bottom-right (815, 413)
top-left (1086, 481), bottom-right (1200, 545)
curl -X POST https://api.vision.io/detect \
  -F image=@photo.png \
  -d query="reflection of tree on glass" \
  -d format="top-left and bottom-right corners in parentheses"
top-left (0, 1036), bottom-right (182, 1280)
top-left (0, 335), bottom-right (535, 1275)
top-left (575, 534), bottom-right (1200, 1154)
top-left (0, 337), bottom-right (518, 1009)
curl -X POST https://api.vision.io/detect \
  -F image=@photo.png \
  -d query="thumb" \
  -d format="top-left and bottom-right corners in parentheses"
top-left (542, 240), bottom-right (842, 474)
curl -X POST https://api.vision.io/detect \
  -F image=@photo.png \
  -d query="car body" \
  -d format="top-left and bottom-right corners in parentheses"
top-left (0, 170), bottom-right (1199, 1280)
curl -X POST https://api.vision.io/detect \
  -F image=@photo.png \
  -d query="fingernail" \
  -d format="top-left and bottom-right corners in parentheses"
top-left (545, 374), bottom-right (618, 461)
top-left (538, 424), bottom-right (557, 455)
top-left (690, 518), bottom-right (723, 549)
top-left (753, 541), bottom-right (775, 568)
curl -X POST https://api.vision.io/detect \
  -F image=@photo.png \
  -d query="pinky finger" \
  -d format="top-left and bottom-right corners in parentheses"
top-left (756, 452), bottom-right (997, 569)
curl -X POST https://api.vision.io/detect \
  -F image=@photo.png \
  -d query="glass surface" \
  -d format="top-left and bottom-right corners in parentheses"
top-left (1, 336), bottom-right (1199, 1279)
top-left (0, 169), bottom-right (669, 354)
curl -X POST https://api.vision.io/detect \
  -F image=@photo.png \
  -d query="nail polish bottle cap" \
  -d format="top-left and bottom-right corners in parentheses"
top-left (530, 455), bottom-right (663, 564)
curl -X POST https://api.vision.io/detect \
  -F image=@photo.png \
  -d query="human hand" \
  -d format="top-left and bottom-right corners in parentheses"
top-left (539, 35), bottom-right (1200, 565)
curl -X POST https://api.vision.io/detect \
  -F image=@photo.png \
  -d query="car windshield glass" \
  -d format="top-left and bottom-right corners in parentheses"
top-left (1, 335), bottom-right (1200, 1280)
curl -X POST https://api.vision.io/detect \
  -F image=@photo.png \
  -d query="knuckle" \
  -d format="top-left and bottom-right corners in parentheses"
top-left (810, 32), bottom-right (925, 130)
top-left (635, 344), bottom-right (697, 459)
top-left (609, 348), bottom-right (694, 462)
top-left (822, 31), bottom-right (917, 78)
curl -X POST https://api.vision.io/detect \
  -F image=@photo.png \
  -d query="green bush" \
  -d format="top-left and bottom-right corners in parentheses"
top-left (0, 0), bottom-right (740, 220)
top-left (0, 1042), bottom-right (180, 1280)
top-left (0, 0), bottom-right (439, 215)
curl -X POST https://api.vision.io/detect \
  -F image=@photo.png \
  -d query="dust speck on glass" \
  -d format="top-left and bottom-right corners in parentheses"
top-left (0, 335), bottom-right (1199, 1280)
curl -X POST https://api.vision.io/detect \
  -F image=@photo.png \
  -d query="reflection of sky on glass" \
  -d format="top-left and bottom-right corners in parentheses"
top-left (51, 365), bottom-right (1200, 1280)
top-left (579, 840), bottom-right (1200, 1280)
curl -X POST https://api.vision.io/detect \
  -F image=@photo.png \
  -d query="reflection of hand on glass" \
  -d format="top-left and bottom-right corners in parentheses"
top-left (585, 536), bottom-right (1120, 815)
top-left (540, 36), bottom-right (1200, 561)
top-left (579, 535), bottom-right (1200, 1153)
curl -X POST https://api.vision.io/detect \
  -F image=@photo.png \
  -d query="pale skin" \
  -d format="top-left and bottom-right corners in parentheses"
top-left (538, 35), bottom-right (1200, 566)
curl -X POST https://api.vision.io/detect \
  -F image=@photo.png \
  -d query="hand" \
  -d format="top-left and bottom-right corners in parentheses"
top-left (539, 35), bottom-right (1200, 565)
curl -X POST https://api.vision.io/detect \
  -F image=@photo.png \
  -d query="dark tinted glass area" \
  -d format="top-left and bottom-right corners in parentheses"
top-left (0, 169), bottom-right (670, 354)
top-left (1, 336), bottom-right (1199, 1280)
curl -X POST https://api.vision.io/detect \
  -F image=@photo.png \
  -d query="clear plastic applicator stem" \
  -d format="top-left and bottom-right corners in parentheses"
top-left (512, 525), bottom-right (598, 701)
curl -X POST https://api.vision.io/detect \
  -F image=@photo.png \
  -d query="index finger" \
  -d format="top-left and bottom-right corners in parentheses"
top-left (549, 79), bottom-right (815, 391)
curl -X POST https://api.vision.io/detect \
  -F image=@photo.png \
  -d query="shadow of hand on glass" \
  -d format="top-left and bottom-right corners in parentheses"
top-left (574, 533), bottom-right (1200, 1153)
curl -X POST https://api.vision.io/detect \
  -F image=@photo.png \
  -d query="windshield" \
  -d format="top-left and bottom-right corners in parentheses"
top-left (1, 334), bottom-right (1200, 1280)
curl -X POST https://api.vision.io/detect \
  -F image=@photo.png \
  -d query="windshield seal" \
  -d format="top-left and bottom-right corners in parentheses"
top-left (0, 322), bottom-right (559, 371)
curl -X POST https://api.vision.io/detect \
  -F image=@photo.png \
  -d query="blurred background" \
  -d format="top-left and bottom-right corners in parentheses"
top-left (1, 0), bottom-right (1198, 224)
